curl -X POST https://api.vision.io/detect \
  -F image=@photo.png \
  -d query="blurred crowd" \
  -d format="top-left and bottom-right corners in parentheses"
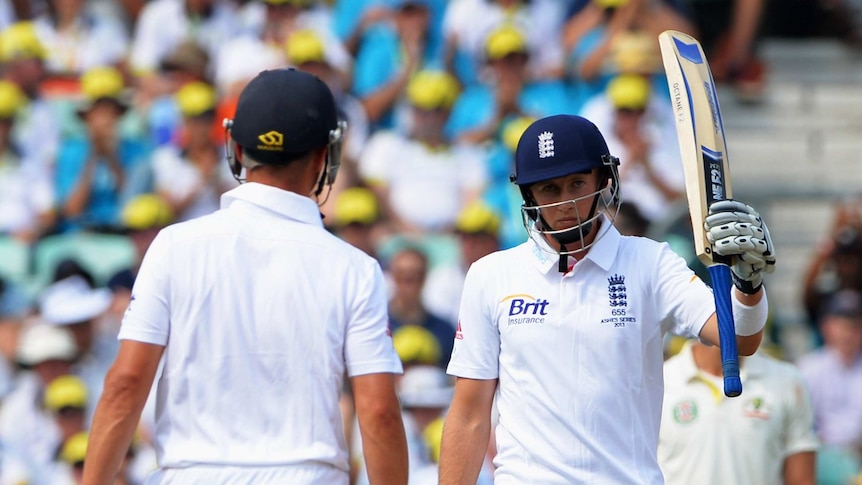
top-left (0, 0), bottom-right (860, 483)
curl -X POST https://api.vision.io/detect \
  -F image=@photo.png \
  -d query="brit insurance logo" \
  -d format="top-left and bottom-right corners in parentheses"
top-left (500, 294), bottom-right (549, 326)
top-left (601, 274), bottom-right (635, 327)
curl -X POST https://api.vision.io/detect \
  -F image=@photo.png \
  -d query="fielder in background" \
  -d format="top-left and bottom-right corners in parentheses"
top-left (439, 114), bottom-right (776, 484)
top-left (84, 69), bottom-right (408, 484)
top-left (658, 340), bottom-right (818, 485)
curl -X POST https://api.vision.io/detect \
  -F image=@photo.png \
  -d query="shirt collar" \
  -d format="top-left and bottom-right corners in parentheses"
top-left (220, 182), bottom-right (323, 227)
top-left (528, 216), bottom-right (621, 274)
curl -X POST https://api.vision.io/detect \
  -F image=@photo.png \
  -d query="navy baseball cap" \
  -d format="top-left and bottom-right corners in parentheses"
top-left (231, 68), bottom-right (338, 164)
top-left (388, 0), bottom-right (432, 9)
top-left (511, 114), bottom-right (611, 186)
top-left (824, 290), bottom-right (862, 320)
top-left (835, 227), bottom-right (862, 255)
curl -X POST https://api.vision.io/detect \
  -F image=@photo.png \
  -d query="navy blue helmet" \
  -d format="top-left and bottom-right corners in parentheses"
top-left (510, 115), bottom-right (621, 260)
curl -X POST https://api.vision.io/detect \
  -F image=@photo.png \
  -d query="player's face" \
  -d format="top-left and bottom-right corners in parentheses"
top-left (297, 61), bottom-right (332, 83)
top-left (411, 106), bottom-right (448, 140)
top-left (395, 4), bottom-right (430, 36)
top-left (51, 0), bottom-right (84, 20)
top-left (529, 169), bottom-right (602, 232)
top-left (613, 107), bottom-right (644, 136)
top-left (185, 115), bottom-right (212, 145)
top-left (391, 251), bottom-right (427, 303)
top-left (84, 101), bottom-right (123, 137)
top-left (822, 316), bottom-right (862, 357)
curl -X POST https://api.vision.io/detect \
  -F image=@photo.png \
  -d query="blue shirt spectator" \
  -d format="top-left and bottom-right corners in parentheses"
top-left (55, 137), bottom-right (151, 231)
top-left (352, 1), bottom-right (445, 130)
top-left (386, 246), bottom-right (456, 368)
top-left (389, 313), bottom-right (454, 369)
top-left (55, 67), bottom-right (152, 232)
top-left (446, 80), bottom-right (571, 140)
top-left (444, 24), bottom-right (572, 142)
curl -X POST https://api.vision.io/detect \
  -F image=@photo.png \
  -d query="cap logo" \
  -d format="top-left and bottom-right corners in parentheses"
top-left (538, 131), bottom-right (554, 158)
top-left (257, 130), bottom-right (284, 151)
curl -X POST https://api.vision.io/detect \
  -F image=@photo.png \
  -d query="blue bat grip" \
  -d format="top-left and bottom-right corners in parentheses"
top-left (708, 264), bottom-right (742, 397)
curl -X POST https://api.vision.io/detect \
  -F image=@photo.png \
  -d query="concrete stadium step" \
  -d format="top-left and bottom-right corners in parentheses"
top-left (718, 39), bottom-right (862, 132)
top-left (763, 197), bottom-right (836, 247)
top-left (727, 130), bottom-right (862, 195)
top-left (759, 39), bottom-right (862, 84)
top-left (720, 84), bottom-right (862, 132)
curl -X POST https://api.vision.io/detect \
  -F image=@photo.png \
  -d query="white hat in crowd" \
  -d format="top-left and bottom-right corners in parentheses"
top-left (39, 276), bottom-right (112, 326)
top-left (16, 323), bottom-right (78, 366)
top-left (398, 365), bottom-right (454, 409)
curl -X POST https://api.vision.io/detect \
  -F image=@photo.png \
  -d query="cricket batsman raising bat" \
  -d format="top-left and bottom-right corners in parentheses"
top-left (659, 30), bottom-right (777, 396)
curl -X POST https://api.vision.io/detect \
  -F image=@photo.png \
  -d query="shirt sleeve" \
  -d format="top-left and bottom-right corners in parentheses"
top-left (344, 259), bottom-right (403, 377)
top-left (93, 15), bottom-right (130, 67)
top-left (646, 122), bottom-right (685, 191)
top-left (570, 27), bottom-right (604, 75)
top-left (54, 140), bottom-right (86, 203)
top-left (214, 37), bottom-right (282, 93)
top-left (783, 368), bottom-right (820, 455)
top-left (117, 229), bottom-right (172, 346)
top-left (357, 132), bottom-right (396, 185)
top-left (321, 29), bottom-right (352, 73)
top-left (653, 243), bottom-right (715, 339)
top-left (128, 3), bottom-right (162, 73)
top-left (457, 145), bottom-right (488, 192)
top-left (22, 158), bottom-right (55, 212)
top-left (446, 260), bottom-right (500, 380)
top-left (794, 356), bottom-right (825, 430)
top-left (352, 28), bottom-right (397, 98)
top-left (440, 1), bottom-right (461, 39)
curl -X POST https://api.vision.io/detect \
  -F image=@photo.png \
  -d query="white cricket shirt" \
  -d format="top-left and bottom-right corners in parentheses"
top-left (579, 95), bottom-right (684, 222)
top-left (0, 153), bottom-right (55, 233)
top-left (658, 342), bottom-right (819, 485)
top-left (119, 183), bottom-right (402, 479)
top-left (447, 219), bottom-right (715, 484)
top-left (129, 0), bottom-right (240, 73)
top-left (358, 131), bottom-right (487, 232)
top-left (33, 11), bottom-right (129, 75)
top-left (151, 145), bottom-right (238, 222)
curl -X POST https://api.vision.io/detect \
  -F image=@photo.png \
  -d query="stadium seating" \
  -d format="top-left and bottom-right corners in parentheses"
top-left (32, 232), bottom-right (136, 289)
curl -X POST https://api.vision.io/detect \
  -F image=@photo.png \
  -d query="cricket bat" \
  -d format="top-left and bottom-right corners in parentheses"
top-left (658, 30), bottom-right (742, 397)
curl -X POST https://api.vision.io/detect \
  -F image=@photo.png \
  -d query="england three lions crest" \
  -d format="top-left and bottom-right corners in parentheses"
top-left (601, 274), bottom-right (637, 328)
top-left (608, 274), bottom-right (627, 309)
top-left (600, 274), bottom-right (632, 327)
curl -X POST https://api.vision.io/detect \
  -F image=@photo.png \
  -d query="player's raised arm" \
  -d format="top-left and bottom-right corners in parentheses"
top-left (698, 199), bottom-right (776, 356)
top-left (660, 30), bottom-right (777, 393)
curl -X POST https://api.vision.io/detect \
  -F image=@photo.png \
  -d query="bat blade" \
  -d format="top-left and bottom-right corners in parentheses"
top-left (659, 30), bottom-right (742, 397)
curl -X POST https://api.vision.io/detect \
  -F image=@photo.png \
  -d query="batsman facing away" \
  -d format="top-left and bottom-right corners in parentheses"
top-left (83, 69), bottom-right (408, 485)
top-left (438, 41), bottom-right (776, 485)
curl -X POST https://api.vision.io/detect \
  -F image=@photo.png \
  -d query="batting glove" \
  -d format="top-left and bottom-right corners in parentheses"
top-left (704, 200), bottom-right (776, 294)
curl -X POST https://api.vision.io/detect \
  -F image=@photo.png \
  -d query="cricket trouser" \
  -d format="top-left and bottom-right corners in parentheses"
top-left (143, 463), bottom-right (348, 484)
